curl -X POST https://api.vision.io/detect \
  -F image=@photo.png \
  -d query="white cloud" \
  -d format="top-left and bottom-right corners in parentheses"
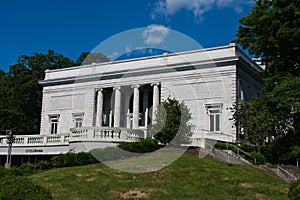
top-left (151, 0), bottom-right (254, 20)
top-left (142, 24), bottom-right (170, 45)
top-left (108, 52), bottom-right (119, 60)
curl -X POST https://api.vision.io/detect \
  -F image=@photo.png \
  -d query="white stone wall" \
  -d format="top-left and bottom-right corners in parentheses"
top-left (40, 44), bottom-right (263, 144)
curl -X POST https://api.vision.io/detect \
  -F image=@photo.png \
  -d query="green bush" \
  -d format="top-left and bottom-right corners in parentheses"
top-left (63, 152), bottom-right (77, 166)
top-left (0, 175), bottom-right (52, 199)
top-left (75, 152), bottom-right (98, 166)
top-left (288, 180), bottom-right (300, 200)
top-left (51, 154), bottom-right (65, 168)
top-left (51, 152), bottom-right (98, 168)
top-left (247, 151), bottom-right (266, 165)
top-left (18, 162), bottom-right (36, 175)
top-left (37, 160), bottom-right (52, 170)
top-left (118, 138), bottom-right (159, 153)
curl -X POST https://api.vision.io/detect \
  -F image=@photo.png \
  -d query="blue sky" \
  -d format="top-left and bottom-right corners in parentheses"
top-left (0, 0), bottom-right (254, 72)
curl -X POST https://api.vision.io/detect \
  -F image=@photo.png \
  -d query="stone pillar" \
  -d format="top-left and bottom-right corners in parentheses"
top-left (132, 85), bottom-right (140, 129)
top-left (109, 110), bottom-right (113, 127)
top-left (152, 83), bottom-right (160, 122)
top-left (96, 88), bottom-right (103, 127)
top-left (113, 86), bottom-right (121, 127)
top-left (126, 109), bottom-right (131, 128)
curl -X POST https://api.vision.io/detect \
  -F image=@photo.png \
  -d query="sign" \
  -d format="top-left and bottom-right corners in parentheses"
top-left (25, 149), bottom-right (43, 153)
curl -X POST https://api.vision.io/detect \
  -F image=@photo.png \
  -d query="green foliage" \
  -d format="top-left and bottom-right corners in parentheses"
top-left (118, 138), bottom-right (159, 153)
top-left (288, 180), bottom-right (300, 200)
top-left (232, 76), bottom-right (300, 164)
top-left (75, 151), bottom-right (98, 166)
top-left (0, 175), bottom-right (52, 199)
top-left (51, 152), bottom-right (98, 168)
top-left (247, 151), bottom-right (266, 165)
top-left (234, 0), bottom-right (300, 81)
top-left (18, 162), bottom-right (36, 175)
top-left (232, 97), bottom-right (275, 147)
top-left (36, 160), bottom-right (53, 170)
top-left (0, 50), bottom-right (108, 134)
top-left (0, 50), bottom-right (76, 134)
top-left (149, 97), bottom-right (193, 145)
top-left (76, 52), bottom-right (110, 65)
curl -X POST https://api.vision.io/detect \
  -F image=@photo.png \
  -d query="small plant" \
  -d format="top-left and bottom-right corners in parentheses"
top-left (288, 179), bottom-right (300, 200)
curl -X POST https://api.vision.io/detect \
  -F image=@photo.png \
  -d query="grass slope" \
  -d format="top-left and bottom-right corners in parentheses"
top-left (30, 152), bottom-right (289, 200)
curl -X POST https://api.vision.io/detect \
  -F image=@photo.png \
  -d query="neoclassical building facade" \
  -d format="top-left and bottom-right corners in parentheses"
top-left (39, 43), bottom-right (262, 145)
top-left (0, 43), bottom-right (263, 158)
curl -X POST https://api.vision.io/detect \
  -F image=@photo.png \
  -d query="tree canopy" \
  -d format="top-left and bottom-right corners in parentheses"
top-left (0, 50), bottom-right (108, 135)
top-left (76, 52), bottom-right (110, 66)
top-left (234, 0), bottom-right (300, 85)
top-left (233, 0), bottom-right (300, 163)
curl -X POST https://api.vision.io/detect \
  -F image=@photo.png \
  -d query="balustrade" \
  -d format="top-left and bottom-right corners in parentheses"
top-left (0, 127), bottom-right (143, 148)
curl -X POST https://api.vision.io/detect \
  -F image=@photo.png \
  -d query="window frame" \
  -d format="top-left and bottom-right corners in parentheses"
top-left (205, 104), bottom-right (222, 133)
top-left (49, 114), bottom-right (60, 134)
top-left (72, 113), bottom-right (84, 128)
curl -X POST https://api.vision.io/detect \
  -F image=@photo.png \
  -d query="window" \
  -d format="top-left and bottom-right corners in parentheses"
top-left (72, 113), bottom-right (84, 128)
top-left (49, 115), bottom-right (59, 134)
top-left (206, 104), bottom-right (222, 132)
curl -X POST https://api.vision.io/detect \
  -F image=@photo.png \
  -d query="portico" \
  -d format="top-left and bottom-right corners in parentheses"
top-left (94, 83), bottom-right (160, 129)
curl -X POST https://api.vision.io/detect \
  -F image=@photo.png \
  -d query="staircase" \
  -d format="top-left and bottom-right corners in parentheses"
top-left (260, 165), bottom-right (299, 183)
top-left (204, 143), bottom-right (252, 165)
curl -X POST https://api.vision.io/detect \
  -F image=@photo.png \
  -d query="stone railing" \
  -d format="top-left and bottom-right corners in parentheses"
top-left (0, 134), bottom-right (70, 146)
top-left (70, 127), bottom-right (144, 142)
top-left (0, 127), bottom-right (144, 147)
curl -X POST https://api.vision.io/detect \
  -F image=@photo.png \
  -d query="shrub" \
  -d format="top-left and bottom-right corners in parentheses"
top-left (288, 180), bottom-right (300, 200)
top-left (63, 152), bottom-right (77, 166)
top-left (247, 151), bottom-right (266, 165)
top-left (37, 160), bottom-right (52, 170)
top-left (51, 152), bottom-right (98, 168)
top-left (51, 154), bottom-right (65, 168)
top-left (75, 152), bottom-right (98, 166)
top-left (118, 138), bottom-right (159, 153)
top-left (18, 162), bottom-right (36, 175)
top-left (0, 175), bottom-right (52, 199)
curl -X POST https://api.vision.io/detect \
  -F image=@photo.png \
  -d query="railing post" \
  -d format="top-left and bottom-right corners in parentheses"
top-left (24, 136), bottom-right (29, 145)
top-left (61, 135), bottom-right (65, 143)
top-left (43, 136), bottom-right (47, 144)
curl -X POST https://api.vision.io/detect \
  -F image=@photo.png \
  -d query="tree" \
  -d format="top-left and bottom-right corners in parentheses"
top-left (233, 0), bottom-right (300, 90)
top-left (232, 76), bottom-right (300, 162)
top-left (232, 97), bottom-right (275, 148)
top-left (76, 52), bottom-right (110, 66)
top-left (232, 0), bottom-right (300, 163)
top-left (0, 50), bottom-right (76, 134)
top-left (149, 97), bottom-right (193, 145)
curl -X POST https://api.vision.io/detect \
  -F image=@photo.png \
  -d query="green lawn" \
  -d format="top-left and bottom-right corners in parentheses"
top-left (30, 152), bottom-right (289, 200)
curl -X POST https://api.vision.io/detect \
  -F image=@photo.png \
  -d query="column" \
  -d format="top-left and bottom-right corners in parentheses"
top-left (95, 88), bottom-right (103, 127)
top-left (152, 83), bottom-right (160, 122)
top-left (113, 86), bottom-right (121, 127)
top-left (132, 85), bottom-right (140, 129)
